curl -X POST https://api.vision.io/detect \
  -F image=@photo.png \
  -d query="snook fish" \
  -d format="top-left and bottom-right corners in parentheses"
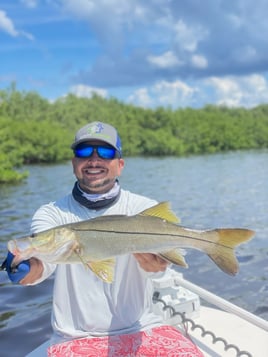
top-left (7, 202), bottom-right (254, 283)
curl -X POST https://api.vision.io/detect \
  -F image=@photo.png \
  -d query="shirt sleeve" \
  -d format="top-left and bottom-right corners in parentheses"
top-left (28, 203), bottom-right (63, 285)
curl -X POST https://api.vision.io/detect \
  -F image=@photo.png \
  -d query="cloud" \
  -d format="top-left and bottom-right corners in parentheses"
top-left (20, 0), bottom-right (38, 8)
top-left (58, 0), bottom-right (142, 56)
top-left (205, 74), bottom-right (268, 108)
top-left (173, 19), bottom-right (208, 53)
top-left (126, 74), bottom-right (268, 109)
top-left (58, 0), bottom-right (268, 91)
top-left (127, 88), bottom-right (152, 107)
top-left (0, 10), bottom-right (34, 40)
top-left (128, 80), bottom-right (198, 108)
top-left (147, 51), bottom-right (182, 68)
top-left (191, 55), bottom-right (208, 69)
top-left (4, 0), bottom-right (268, 109)
top-left (69, 84), bottom-right (107, 98)
top-left (20, 31), bottom-right (35, 41)
top-left (0, 10), bottom-right (20, 37)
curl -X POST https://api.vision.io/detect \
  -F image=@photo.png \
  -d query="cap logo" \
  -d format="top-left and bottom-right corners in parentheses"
top-left (88, 122), bottom-right (104, 135)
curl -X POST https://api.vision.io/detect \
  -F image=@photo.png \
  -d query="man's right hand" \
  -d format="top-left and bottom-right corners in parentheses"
top-left (5, 251), bottom-right (30, 284)
top-left (4, 252), bottom-right (44, 285)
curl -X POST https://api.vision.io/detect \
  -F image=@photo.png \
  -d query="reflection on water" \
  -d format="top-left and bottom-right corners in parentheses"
top-left (0, 150), bottom-right (267, 356)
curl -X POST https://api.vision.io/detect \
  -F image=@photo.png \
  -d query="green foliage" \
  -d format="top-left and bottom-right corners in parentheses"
top-left (0, 83), bottom-right (268, 184)
top-left (0, 153), bottom-right (28, 184)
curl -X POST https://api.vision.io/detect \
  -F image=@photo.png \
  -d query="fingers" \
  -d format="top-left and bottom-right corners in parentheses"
top-left (20, 258), bottom-right (44, 285)
top-left (133, 253), bottom-right (169, 272)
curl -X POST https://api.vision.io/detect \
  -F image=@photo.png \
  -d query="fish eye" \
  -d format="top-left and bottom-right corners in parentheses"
top-left (30, 233), bottom-right (36, 238)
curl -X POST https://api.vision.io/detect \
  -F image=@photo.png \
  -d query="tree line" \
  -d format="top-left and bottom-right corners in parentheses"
top-left (1, 83), bottom-right (268, 183)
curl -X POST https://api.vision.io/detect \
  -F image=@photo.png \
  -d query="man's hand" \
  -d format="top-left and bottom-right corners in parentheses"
top-left (133, 253), bottom-right (169, 272)
top-left (20, 258), bottom-right (44, 285)
top-left (4, 252), bottom-right (43, 285)
top-left (5, 251), bottom-right (30, 284)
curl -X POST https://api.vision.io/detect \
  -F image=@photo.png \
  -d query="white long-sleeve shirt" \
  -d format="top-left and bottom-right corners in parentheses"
top-left (30, 189), bottom-right (163, 340)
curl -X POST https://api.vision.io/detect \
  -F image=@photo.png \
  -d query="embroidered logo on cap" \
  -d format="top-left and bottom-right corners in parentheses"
top-left (88, 122), bottom-right (104, 135)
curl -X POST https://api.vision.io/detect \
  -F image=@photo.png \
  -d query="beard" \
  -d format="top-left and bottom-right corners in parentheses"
top-left (78, 177), bottom-right (116, 193)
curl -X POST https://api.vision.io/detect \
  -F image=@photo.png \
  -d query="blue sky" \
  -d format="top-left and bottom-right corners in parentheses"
top-left (1, 0), bottom-right (268, 109)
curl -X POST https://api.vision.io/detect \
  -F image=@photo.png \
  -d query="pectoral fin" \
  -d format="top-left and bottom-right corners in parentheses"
top-left (87, 259), bottom-right (115, 283)
top-left (159, 250), bottom-right (188, 268)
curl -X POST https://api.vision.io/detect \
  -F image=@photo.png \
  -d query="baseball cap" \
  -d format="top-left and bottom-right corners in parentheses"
top-left (71, 121), bottom-right (122, 156)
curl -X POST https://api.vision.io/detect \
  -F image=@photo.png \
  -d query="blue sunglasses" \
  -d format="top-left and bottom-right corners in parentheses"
top-left (74, 144), bottom-right (120, 160)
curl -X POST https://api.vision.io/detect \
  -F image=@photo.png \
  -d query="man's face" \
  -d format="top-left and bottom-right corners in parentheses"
top-left (72, 140), bottom-right (124, 194)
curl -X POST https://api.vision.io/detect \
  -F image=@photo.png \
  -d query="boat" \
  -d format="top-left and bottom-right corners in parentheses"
top-left (27, 268), bottom-right (268, 357)
top-left (151, 268), bottom-right (268, 357)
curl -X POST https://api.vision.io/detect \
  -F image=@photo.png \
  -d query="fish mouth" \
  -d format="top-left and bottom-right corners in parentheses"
top-left (7, 240), bottom-right (19, 255)
top-left (7, 240), bottom-right (25, 267)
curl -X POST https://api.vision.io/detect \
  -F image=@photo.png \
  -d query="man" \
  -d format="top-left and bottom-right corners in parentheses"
top-left (5, 122), bottom-right (203, 355)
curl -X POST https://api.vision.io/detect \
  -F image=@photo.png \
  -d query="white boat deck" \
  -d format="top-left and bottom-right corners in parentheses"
top-left (184, 306), bottom-right (268, 357)
top-left (152, 270), bottom-right (268, 357)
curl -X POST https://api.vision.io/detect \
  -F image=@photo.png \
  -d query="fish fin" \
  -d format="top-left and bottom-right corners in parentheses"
top-left (207, 228), bottom-right (255, 276)
top-left (87, 259), bottom-right (115, 283)
top-left (159, 250), bottom-right (188, 268)
top-left (139, 202), bottom-right (180, 224)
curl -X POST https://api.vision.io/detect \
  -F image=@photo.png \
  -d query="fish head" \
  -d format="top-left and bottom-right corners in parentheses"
top-left (8, 237), bottom-right (36, 266)
top-left (8, 227), bottom-right (78, 266)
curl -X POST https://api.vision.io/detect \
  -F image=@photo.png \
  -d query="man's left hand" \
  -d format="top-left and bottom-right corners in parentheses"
top-left (133, 253), bottom-right (169, 272)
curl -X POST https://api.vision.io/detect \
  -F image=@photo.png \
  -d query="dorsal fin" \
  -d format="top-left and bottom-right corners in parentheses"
top-left (139, 202), bottom-right (180, 224)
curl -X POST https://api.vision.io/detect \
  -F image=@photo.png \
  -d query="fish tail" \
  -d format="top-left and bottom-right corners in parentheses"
top-left (207, 228), bottom-right (255, 275)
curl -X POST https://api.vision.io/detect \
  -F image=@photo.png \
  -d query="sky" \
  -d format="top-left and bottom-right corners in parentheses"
top-left (1, 0), bottom-right (268, 109)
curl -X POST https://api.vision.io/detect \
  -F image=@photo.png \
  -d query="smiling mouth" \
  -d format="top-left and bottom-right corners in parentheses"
top-left (83, 167), bottom-right (106, 175)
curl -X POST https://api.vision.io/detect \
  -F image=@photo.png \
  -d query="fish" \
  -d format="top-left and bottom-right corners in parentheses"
top-left (7, 202), bottom-right (255, 283)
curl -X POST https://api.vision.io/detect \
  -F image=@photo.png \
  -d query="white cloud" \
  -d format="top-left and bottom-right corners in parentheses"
top-left (70, 84), bottom-right (107, 98)
top-left (127, 74), bottom-right (268, 109)
top-left (21, 30), bottom-right (35, 41)
top-left (0, 10), bottom-right (34, 40)
top-left (58, 0), bottom-right (140, 57)
top-left (147, 51), bottom-right (182, 68)
top-left (59, 0), bottom-right (141, 27)
top-left (127, 88), bottom-right (152, 107)
top-left (4, 0), bottom-right (268, 109)
top-left (128, 80), bottom-right (198, 108)
top-left (0, 10), bottom-right (19, 37)
top-left (20, 0), bottom-right (38, 8)
top-left (59, 0), bottom-right (96, 18)
top-left (206, 74), bottom-right (268, 107)
top-left (153, 80), bottom-right (198, 106)
top-left (174, 19), bottom-right (208, 52)
top-left (191, 54), bottom-right (208, 69)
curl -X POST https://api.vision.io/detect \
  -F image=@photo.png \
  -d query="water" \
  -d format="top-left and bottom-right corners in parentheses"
top-left (0, 150), bottom-right (267, 356)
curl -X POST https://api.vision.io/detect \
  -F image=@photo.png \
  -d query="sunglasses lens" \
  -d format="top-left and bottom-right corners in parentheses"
top-left (74, 146), bottom-right (94, 158)
top-left (97, 146), bottom-right (117, 159)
